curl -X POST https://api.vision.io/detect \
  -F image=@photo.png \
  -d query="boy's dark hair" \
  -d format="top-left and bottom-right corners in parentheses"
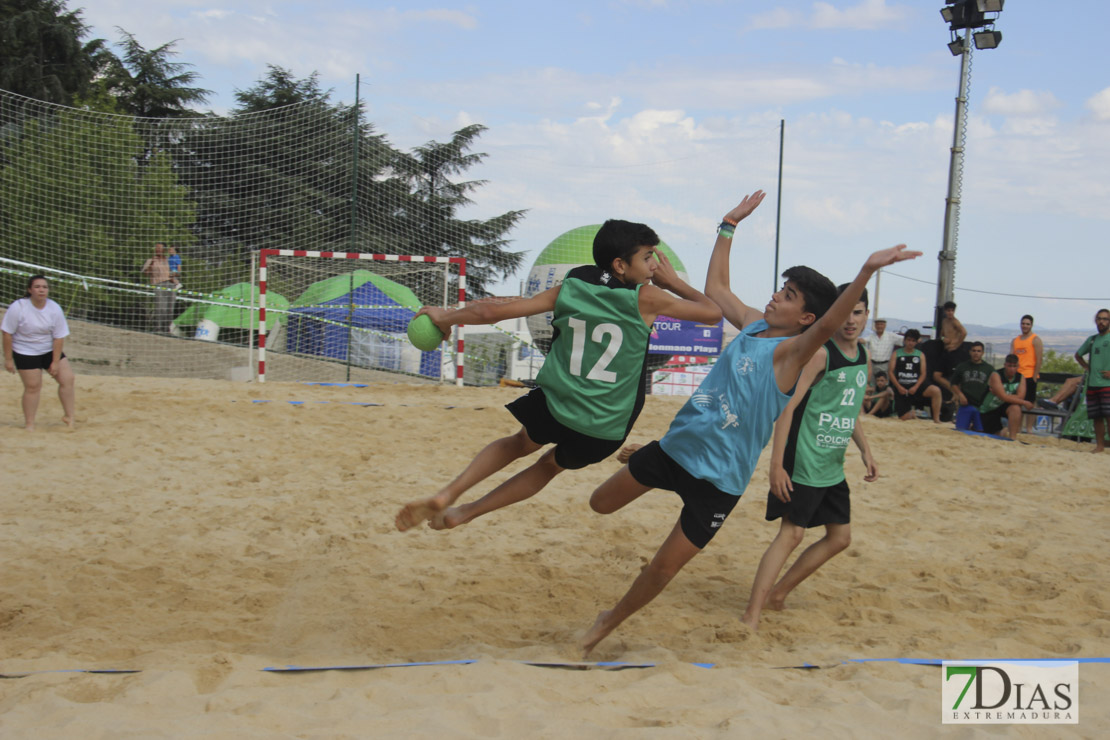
top-left (970, 341), bottom-right (984, 350)
top-left (835, 282), bottom-right (868, 309)
top-left (943, 301), bottom-right (957, 310)
top-left (904, 328), bottom-right (921, 341)
top-left (782, 266), bottom-right (836, 320)
top-left (592, 220), bottom-right (660, 271)
top-left (874, 370), bottom-right (887, 380)
top-left (1004, 353), bottom-right (1020, 364)
top-left (1021, 314), bottom-right (1034, 324)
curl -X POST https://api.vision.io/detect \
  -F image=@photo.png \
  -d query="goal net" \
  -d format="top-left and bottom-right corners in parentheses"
top-left (257, 250), bottom-right (465, 385)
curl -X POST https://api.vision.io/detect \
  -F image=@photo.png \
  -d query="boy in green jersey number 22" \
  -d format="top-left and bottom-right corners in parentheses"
top-left (395, 219), bottom-right (722, 533)
top-left (742, 284), bottom-right (877, 632)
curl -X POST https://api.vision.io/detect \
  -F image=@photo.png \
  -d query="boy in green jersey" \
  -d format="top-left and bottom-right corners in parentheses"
top-left (741, 285), bottom-right (877, 631)
top-left (395, 219), bottom-right (723, 532)
top-left (1075, 308), bottom-right (1110, 453)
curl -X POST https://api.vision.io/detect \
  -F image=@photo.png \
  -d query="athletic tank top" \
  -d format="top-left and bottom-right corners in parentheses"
top-left (1012, 333), bottom-right (1038, 378)
top-left (893, 348), bottom-right (923, 387)
top-left (979, 371), bottom-right (1023, 413)
top-left (785, 340), bottom-right (869, 488)
top-left (535, 265), bottom-right (650, 440)
top-left (659, 320), bottom-right (793, 496)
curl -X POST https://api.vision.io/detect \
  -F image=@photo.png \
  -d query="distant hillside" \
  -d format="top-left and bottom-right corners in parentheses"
top-left (869, 318), bottom-right (1092, 355)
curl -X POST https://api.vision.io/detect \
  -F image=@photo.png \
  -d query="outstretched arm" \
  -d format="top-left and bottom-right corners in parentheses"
top-left (638, 251), bottom-right (722, 326)
top-left (704, 191), bottom-right (767, 329)
top-left (417, 287), bottom-right (560, 335)
top-left (768, 349), bottom-right (825, 502)
top-left (774, 245), bottom-right (922, 394)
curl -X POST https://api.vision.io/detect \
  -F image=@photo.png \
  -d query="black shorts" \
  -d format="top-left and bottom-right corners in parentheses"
top-left (1023, 379), bottom-right (1038, 403)
top-left (766, 478), bottom-right (851, 528)
top-left (12, 350), bottom-right (65, 371)
top-left (506, 388), bottom-right (624, 470)
top-left (893, 388), bottom-right (928, 417)
top-left (627, 441), bottom-right (739, 549)
top-left (980, 405), bottom-right (1011, 434)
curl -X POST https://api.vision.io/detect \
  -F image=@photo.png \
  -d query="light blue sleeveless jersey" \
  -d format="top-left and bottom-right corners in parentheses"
top-left (659, 320), bottom-right (794, 496)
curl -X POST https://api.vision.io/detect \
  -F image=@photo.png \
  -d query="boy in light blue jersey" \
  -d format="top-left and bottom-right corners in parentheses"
top-left (581, 190), bottom-right (920, 657)
top-left (395, 219), bottom-right (722, 533)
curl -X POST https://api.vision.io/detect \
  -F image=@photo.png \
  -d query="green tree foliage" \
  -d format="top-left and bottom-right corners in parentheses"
top-left (393, 124), bottom-right (526, 299)
top-left (1041, 349), bottom-right (1083, 375)
top-left (103, 29), bottom-right (210, 117)
top-left (0, 0), bottom-right (109, 105)
top-left (0, 109), bottom-right (201, 326)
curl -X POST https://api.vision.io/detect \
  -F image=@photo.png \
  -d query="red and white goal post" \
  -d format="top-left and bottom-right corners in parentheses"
top-left (257, 249), bottom-right (466, 385)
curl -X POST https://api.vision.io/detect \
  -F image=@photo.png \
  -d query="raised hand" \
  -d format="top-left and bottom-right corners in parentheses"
top-left (864, 244), bottom-right (922, 272)
top-left (723, 190), bottom-right (767, 225)
top-left (650, 250), bottom-right (681, 292)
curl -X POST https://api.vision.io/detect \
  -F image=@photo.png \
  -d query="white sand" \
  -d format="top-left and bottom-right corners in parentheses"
top-left (1, 374), bottom-right (1107, 737)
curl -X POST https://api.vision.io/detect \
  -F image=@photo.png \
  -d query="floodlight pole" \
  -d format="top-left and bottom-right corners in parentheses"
top-left (935, 28), bottom-right (971, 337)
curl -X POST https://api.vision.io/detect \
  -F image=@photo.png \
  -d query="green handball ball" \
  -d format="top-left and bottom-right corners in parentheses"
top-left (407, 313), bottom-right (445, 352)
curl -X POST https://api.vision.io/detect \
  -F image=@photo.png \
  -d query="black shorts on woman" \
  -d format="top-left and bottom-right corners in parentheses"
top-left (12, 350), bottom-right (65, 371)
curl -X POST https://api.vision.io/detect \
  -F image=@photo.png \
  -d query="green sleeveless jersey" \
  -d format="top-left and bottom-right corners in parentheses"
top-left (784, 340), bottom-right (870, 487)
top-left (979, 370), bottom-right (1022, 413)
top-left (535, 266), bottom-right (651, 440)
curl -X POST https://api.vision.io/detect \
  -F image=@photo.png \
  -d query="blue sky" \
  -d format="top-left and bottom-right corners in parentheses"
top-left (72, 0), bottom-right (1110, 331)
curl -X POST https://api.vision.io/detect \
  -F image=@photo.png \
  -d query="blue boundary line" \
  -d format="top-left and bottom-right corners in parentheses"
top-left (8, 658), bottom-right (1108, 677)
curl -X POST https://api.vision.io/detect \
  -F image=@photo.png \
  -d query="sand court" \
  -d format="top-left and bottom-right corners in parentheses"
top-left (2, 374), bottom-right (1108, 736)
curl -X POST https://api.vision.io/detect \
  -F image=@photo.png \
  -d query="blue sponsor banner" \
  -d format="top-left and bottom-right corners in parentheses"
top-left (649, 316), bottom-right (723, 356)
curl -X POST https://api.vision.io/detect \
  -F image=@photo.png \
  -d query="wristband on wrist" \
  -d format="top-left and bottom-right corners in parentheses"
top-left (717, 221), bottom-right (735, 239)
top-left (722, 216), bottom-right (739, 226)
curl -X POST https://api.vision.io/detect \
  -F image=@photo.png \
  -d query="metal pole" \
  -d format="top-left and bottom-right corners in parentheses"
top-left (936, 30), bottom-right (971, 336)
top-left (774, 119), bottom-right (784, 293)
top-left (349, 74), bottom-right (361, 252)
top-left (873, 268), bottom-right (881, 321)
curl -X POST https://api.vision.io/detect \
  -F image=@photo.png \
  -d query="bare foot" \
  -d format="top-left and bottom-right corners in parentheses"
top-left (740, 612), bottom-right (760, 632)
top-left (617, 443), bottom-right (643, 465)
top-left (767, 591), bottom-right (786, 611)
top-left (427, 506), bottom-right (466, 531)
top-left (23, 424), bottom-right (35, 432)
top-left (395, 493), bottom-right (449, 532)
top-left (581, 610), bottom-right (615, 658)
top-left (62, 416), bottom-right (76, 430)
top-left (1093, 447), bottom-right (1105, 454)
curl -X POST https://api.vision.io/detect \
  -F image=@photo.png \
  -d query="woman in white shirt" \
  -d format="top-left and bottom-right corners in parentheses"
top-left (2, 275), bottom-right (77, 430)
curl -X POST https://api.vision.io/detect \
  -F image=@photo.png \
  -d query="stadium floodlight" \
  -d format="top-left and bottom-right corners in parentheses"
top-left (934, 0), bottom-right (1004, 337)
top-left (973, 30), bottom-right (1002, 49)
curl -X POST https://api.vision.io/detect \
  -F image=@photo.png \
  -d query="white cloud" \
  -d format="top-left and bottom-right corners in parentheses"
top-left (811, 0), bottom-right (912, 30)
top-left (1086, 87), bottom-right (1110, 121)
top-left (981, 87), bottom-right (1062, 117)
top-left (748, 8), bottom-right (803, 30)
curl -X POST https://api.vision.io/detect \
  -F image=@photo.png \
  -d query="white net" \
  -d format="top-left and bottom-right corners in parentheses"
top-left (0, 87), bottom-right (523, 382)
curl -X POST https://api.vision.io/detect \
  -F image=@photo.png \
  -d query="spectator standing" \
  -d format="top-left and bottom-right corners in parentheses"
top-left (1, 275), bottom-right (77, 430)
top-left (1011, 314), bottom-right (1043, 433)
top-left (1075, 308), bottom-right (1110, 453)
top-left (866, 318), bottom-right (896, 379)
top-left (141, 243), bottom-right (176, 333)
top-left (167, 245), bottom-right (182, 288)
